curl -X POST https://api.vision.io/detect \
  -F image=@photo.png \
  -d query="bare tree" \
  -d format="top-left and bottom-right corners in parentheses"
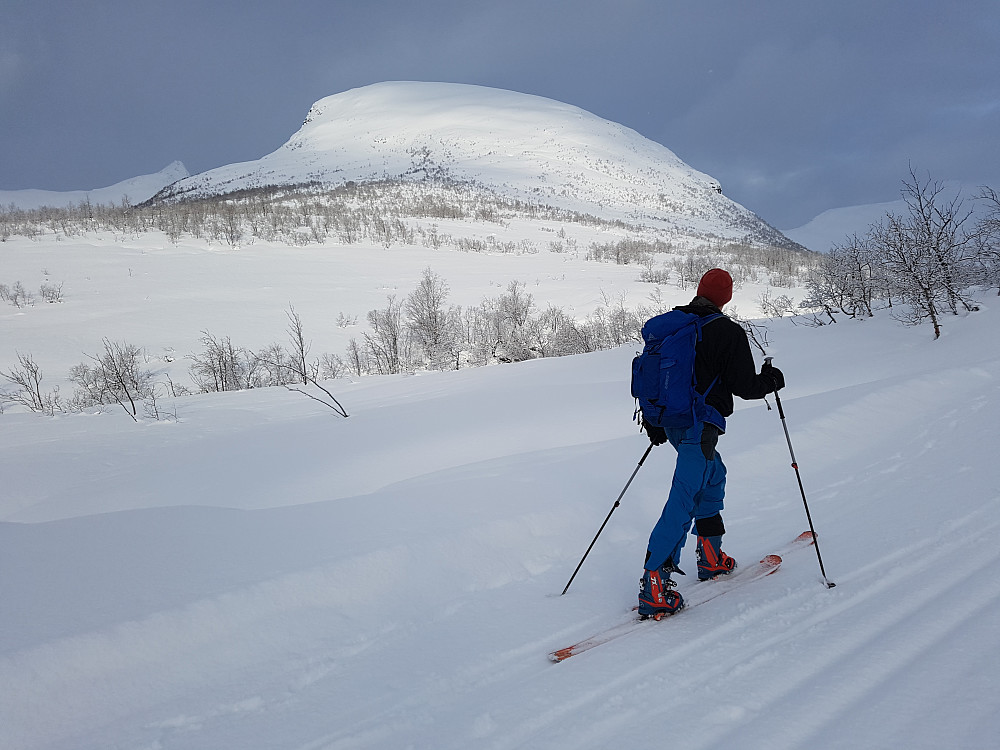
top-left (189, 331), bottom-right (248, 392)
top-left (491, 280), bottom-right (535, 362)
top-left (757, 289), bottom-right (797, 319)
top-left (344, 337), bottom-right (367, 376)
top-left (277, 305), bottom-right (348, 415)
top-left (870, 169), bottom-right (979, 338)
top-left (319, 353), bottom-right (346, 379)
top-left (1, 352), bottom-right (62, 415)
top-left (0, 280), bottom-right (32, 308)
top-left (39, 281), bottom-right (64, 303)
top-left (285, 304), bottom-right (312, 384)
top-left (70, 339), bottom-right (154, 420)
top-left (364, 295), bottom-right (409, 374)
top-left (801, 231), bottom-right (887, 321)
top-left (872, 214), bottom-right (945, 337)
top-left (976, 186), bottom-right (1000, 294)
top-left (405, 267), bottom-right (455, 369)
top-left (252, 343), bottom-right (293, 387)
top-left (598, 290), bottom-right (642, 346)
top-left (216, 201), bottom-right (244, 248)
top-left (898, 168), bottom-right (978, 313)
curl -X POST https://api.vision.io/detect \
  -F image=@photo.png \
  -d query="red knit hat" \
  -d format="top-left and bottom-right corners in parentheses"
top-left (696, 268), bottom-right (733, 308)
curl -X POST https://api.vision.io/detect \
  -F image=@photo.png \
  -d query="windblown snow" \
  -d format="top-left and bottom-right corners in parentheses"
top-left (2, 230), bottom-right (999, 749)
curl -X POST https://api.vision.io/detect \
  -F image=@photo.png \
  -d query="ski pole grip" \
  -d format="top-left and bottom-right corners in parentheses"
top-left (763, 356), bottom-right (786, 416)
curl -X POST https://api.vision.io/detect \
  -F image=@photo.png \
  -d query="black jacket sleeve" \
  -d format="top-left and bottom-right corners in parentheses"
top-left (716, 318), bottom-right (774, 401)
top-left (688, 309), bottom-right (774, 418)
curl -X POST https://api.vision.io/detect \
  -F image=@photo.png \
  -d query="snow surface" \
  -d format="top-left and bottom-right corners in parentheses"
top-left (0, 162), bottom-right (189, 210)
top-left (3, 232), bottom-right (1000, 750)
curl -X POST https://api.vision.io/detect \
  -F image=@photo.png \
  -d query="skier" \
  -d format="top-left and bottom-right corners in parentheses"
top-left (637, 268), bottom-right (784, 619)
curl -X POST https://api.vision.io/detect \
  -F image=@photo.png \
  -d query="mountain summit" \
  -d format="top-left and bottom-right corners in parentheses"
top-left (155, 82), bottom-right (792, 247)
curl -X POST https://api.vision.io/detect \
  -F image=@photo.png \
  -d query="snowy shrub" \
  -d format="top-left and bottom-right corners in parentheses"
top-left (1, 281), bottom-right (33, 308)
top-left (40, 282), bottom-right (64, 303)
top-left (587, 237), bottom-right (667, 265)
top-left (336, 312), bottom-right (358, 328)
top-left (69, 340), bottom-right (154, 421)
top-left (1, 352), bottom-right (62, 415)
top-left (639, 258), bottom-right (672, 284)
top-left (757, 290), bottom-right (797, 319)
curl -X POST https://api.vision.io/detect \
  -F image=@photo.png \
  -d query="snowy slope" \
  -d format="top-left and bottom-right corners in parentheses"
top-left (0, 161), bottom-right (189, 210)
top-left (154, 82), bottom-right (790, 246)
top-left (781, 180), bottom-right (982, 252)
top-left (2, 234), bottom-right (999, 749)
top-left (780, 199), bottom-right (904, 252)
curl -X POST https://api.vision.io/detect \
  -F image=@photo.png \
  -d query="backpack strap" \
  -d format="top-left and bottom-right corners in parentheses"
top-left (691, 312), bottom-right (724, 392)
top-left (692, 313), bottom-right (725, 430)
top-left (694, 312), bottom-right (725, 335)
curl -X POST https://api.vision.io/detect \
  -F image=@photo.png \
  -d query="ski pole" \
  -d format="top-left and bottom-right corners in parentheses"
top-left (561, 443), bottom-right (654, 596)
top-left (765, 356), bottom-right (836, 589)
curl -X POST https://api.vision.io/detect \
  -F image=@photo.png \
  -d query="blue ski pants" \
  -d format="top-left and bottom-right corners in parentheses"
top-left (645, 422), bottom-right (727, 571)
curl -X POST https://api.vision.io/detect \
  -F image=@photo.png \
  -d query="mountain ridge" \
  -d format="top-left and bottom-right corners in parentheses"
top-left (0, 161), bottom-right (188, 210)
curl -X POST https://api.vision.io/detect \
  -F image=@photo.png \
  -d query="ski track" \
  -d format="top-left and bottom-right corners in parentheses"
top-left (440, 505), bottom-right (1000, 750)
top-left (703, 509), bottom-right (1000, 750)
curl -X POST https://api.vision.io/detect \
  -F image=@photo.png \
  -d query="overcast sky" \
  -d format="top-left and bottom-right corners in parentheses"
top-left (2, 0), bottom-right (998, 228)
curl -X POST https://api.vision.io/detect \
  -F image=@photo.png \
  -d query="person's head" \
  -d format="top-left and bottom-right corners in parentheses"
top-left (696, 268), bottom-right (733, 308)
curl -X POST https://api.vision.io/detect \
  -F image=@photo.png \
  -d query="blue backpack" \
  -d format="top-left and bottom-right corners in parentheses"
top-left (631, 310), bottom-right (724, 432)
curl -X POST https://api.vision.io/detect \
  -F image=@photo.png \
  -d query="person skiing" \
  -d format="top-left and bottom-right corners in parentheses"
top-left (637, 268), bottom-right (784, 619)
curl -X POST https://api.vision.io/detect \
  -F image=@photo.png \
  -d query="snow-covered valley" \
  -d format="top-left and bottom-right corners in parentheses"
top-left (2, 228), bottom-right (999, 749)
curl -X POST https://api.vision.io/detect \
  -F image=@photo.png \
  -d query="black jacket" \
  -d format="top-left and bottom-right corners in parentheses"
top-left (676, 297), bottom-right (774, 422)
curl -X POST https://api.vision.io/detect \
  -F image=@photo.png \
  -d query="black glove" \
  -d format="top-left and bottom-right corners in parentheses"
top-left (643, 419), bottom-right (668, 446)
top-left (761, 362), bottom-right (785, 392)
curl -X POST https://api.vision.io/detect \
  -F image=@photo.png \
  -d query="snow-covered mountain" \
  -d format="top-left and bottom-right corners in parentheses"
top-left (781, 200), bottom-right (906, 252)
top-left (781, 180), bottom-right (987, 252)
top-left (0, 161), bottom-right (189, 210)
top-left (152, 82), bottom-right (794, 248)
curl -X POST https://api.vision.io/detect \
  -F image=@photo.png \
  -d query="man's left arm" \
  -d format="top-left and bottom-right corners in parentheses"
top-left (723, 324), bottom-right (782, 400)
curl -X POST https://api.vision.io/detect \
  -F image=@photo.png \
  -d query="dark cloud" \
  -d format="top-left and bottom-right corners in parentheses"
top-left (2, 0), bottom-right (998, 228)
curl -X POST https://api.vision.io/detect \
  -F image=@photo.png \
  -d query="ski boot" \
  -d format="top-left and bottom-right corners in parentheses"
top-left (696, 535), bottom-right (737, 580)
top-left (638, 559), bottom-right (685, 620)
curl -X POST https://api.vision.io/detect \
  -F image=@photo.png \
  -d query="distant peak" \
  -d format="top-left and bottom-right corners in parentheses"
top-left (160, 161), bottom-right (190, 179)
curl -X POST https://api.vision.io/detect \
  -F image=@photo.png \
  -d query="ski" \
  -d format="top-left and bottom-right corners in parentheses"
top-left (548, 531), bottom-right (815, 663)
